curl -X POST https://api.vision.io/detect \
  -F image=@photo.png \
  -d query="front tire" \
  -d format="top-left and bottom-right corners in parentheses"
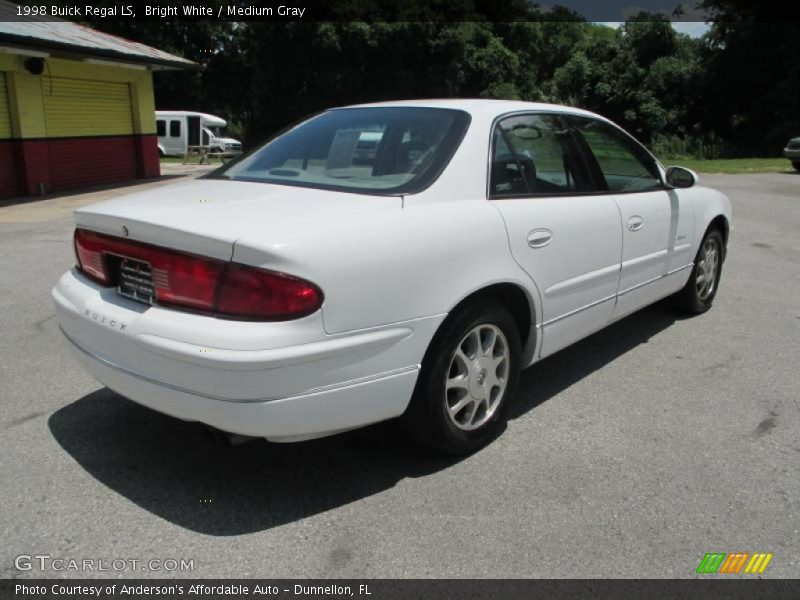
top-left (403, 301), bottom-right (521, 455)
top-left (793, 161), bottom-right (800, 172)
top-left (676, 228), bottom-right (725, 314)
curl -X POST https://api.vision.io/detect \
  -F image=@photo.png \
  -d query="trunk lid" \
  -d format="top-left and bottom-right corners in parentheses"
top-left (75, 179), bottom-right (401, 261)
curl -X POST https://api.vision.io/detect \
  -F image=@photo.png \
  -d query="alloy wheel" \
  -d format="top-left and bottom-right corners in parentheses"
top-left (696, 237), bottom-right (720, 300)
top-left (444, 324), bottom-right (509, 431)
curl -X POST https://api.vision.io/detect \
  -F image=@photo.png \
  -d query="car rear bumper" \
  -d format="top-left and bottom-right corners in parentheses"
top-left (53, 269), bottom-right (437, 440)
top-left (783, 148), bottom-right (800, 160)
top-left (62, 329), bottom-right (418, 441)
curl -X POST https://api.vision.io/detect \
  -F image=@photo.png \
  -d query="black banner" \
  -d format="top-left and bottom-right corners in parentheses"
top-left (3, 0), bottom-right (800, 23)
top-left (3, 579), bottom-right (800, 600)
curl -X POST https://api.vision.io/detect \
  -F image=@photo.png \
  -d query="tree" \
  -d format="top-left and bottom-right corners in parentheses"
top-left (698, 0), bottom-right (800, 154)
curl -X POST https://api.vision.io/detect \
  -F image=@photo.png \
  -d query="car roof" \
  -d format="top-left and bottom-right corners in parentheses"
top-left (343, 98), bottom-right (606, 121)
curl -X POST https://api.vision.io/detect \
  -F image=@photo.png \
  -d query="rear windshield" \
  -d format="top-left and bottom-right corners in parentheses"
top-left (210, 107), bottom-right (471, 195)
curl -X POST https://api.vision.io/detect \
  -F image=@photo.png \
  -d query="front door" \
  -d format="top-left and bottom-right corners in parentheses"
top-left (489, 113), bottom-right (623, 358)
top-left (568, 116), bottom-right (691, 319)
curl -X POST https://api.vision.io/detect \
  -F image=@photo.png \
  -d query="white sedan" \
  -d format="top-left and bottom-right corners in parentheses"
top-left (53, 100), bottom-right (732, 454)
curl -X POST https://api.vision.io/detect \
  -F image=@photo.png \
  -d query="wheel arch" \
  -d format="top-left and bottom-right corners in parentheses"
top-left (703, 214), bottom-right (730, 263)
top-left (690, 186), bottom-right (732, 264)
top-left (438, 281), bottom-right (539, 365)
top-left (708, 214), bottom-right (730, 246)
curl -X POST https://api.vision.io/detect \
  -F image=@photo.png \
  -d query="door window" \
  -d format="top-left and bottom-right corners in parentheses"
top-left (156, 119), bottom-right (165, 137)
top-left (569, 116), bottom-right (662, 193)
top-left (169, 120), bottom-right (181, 138)
top-left (490, 114), bottom-right (592, 197)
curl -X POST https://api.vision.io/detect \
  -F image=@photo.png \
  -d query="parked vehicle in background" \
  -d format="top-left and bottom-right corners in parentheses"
top-left (784, 137), bottom-right (800, 171)
top-left (54, 100), bottom-right (732, 455)
top-left (155, 111), bottom-right (243, 158)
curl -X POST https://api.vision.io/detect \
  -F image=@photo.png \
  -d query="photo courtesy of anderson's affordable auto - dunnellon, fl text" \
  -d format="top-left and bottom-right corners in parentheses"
top-left (0, 0), bottom-right (798, 598)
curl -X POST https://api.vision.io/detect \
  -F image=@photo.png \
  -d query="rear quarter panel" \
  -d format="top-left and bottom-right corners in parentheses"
top-left (232, 198), bottom-right (539, 336)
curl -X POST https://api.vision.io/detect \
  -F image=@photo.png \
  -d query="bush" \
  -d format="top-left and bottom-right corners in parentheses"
top-left (651, 132), bottom-right (730, 160)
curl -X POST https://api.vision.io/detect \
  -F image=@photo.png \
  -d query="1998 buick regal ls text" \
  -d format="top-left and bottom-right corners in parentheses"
top-left (53, 100), bottom-right (731, 454)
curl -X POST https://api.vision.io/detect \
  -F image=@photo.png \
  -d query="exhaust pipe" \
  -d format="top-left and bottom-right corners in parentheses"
top-left (202, 426), bottom-right (259, 446)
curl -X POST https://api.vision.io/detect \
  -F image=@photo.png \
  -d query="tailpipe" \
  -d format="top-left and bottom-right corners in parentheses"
top-left (202, 426), bottom-right (259, 446)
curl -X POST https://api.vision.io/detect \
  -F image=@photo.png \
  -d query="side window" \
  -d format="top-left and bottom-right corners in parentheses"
top-left (169, 120), bottom-right (181, 138)
top-left (156, 120), bottom-right (166, 137)
top-left (490, 129), bottom-right (527, 196)
top-left (569, 116), bottom-right (662, 193)
top-left (490, 114), bottom-right (592, 197)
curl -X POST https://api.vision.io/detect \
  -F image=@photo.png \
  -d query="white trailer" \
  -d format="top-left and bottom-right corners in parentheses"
top-left (155, 111), bottom-right (243, 158)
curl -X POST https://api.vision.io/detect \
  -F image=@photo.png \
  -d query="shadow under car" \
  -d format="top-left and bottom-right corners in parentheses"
top-left (48, 302), bottom-right (683, 535)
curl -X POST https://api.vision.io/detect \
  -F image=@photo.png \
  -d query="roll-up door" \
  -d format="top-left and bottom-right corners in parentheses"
top-left (42, 76), bottom-right (137, 189)
top-left (0, 72), bottom-right (18, 198)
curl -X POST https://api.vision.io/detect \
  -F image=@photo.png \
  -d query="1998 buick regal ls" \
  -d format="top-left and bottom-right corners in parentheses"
top-left (53, 100), bottom-right (732, 454)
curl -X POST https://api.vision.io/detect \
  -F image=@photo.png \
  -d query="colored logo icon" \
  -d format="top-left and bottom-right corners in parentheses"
top-left (696, 552), bottom-right (773, 574)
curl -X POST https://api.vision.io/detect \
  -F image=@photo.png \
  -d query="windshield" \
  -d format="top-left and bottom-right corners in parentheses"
top-left (212, 107), bottom-right (471, 195)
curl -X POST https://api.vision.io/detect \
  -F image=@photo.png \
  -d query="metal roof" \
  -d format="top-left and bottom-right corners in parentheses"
top-left (0, 1), bottom-right (195, 70)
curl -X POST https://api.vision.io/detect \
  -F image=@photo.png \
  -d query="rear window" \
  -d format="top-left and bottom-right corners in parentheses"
top-left (211, 107), bottom-right (471, 195)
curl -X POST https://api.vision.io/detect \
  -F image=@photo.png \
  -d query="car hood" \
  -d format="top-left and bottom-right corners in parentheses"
top-left (74, 179), bottom-right (402, 261)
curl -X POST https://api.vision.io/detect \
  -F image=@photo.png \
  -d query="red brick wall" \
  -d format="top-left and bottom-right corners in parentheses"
top-left (0, 142), bottom-right (19, 199)
top-left (48, 137), bottom-right (138, 190)
top-left (135, 134), bottom-right (161, 179)
top-left (11, 134), bottom-right (160, 197)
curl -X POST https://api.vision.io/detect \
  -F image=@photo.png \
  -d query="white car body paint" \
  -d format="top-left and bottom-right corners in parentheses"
top-left (53, 99), bottom-right (732, 442)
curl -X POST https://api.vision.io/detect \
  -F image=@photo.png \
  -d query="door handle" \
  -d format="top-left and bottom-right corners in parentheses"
top-left (527, 228), bottom-right (553, 248)
top-left (627, 215), bottom-right (644, 232)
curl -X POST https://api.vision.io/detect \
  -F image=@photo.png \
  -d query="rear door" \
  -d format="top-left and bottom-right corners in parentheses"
top-left (568, 116), bottom-right (693, 320)
top-left (490, 113), bottom-right (623, 357)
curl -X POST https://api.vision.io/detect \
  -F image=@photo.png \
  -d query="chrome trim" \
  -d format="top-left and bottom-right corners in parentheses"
top-left (540, 263), bottom-right (693, 327)
top-left (620, 249), bottom-right (668, 272)
top-left (544, 263), bottom-right (619, 298)
top-left (541, 294), bottom-right (616, 328)
top-left (60, 327), bottom-right (419, 404)
top-left (617, 263), bottom-right (693, 297)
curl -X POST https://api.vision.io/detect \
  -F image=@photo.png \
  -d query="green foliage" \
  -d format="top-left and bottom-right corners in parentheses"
top-left (78, 4), bottom-right (800, 156)
top-left (697, 0), bottom-right (800, 154)
top-left (651, 132), bottom-right (728, 160)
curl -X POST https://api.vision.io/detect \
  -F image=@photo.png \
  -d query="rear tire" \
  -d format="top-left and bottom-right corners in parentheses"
top-left (675, 228), bottom-right (725, 314)
top-left (402, 301), bottom-right (521, 455)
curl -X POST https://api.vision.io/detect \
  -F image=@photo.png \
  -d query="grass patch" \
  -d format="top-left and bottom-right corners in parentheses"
top-left (660, 157), bottom-right (793, 174)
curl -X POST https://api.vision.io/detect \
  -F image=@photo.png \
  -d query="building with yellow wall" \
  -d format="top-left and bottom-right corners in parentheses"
top-left (0, 3), bottom-right (194, 198)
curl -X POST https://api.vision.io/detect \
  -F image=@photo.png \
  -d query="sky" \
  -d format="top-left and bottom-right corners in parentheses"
top-left (670, 22), bottom-right (712, 37)
top-left (598, 21), bottom-right (711, 37)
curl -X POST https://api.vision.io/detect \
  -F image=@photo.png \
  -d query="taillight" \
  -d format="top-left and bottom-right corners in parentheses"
top-left (74, 228), bottom-right (110, 284)
top-left (216, 263), bottom-right (323, 320)
top-left (150, 250), bottom-right (226, 312)
top-left (73, 228), bottom-right (323, 320)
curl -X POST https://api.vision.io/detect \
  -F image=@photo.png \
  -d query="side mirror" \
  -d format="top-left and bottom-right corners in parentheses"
top-left (665, 166), bottom-right (698, 189)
